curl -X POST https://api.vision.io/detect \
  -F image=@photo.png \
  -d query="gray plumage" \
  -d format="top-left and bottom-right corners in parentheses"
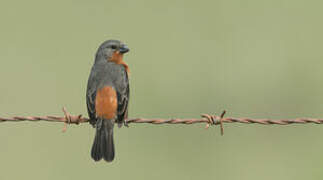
top-left (86, 40), bottom-right (130, 162)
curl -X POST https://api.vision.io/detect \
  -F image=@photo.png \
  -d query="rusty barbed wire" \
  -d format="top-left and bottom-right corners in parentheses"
top-left (1, 108), bottom-right (323, 135)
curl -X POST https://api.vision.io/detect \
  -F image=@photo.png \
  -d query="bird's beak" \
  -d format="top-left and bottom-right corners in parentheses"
top-left (119, 45), bottom-right (130, 54)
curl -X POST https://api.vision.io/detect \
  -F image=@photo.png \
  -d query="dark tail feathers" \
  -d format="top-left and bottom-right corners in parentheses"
top-left (91, 119), bottom-right (115, 162)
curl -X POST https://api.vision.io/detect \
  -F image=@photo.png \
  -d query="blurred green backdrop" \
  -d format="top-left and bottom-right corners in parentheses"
top-left (1, 0), bottom-right (323, 179)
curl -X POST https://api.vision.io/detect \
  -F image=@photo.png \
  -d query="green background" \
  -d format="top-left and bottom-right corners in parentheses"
top-left (1, 0), bottom-right (323, 179)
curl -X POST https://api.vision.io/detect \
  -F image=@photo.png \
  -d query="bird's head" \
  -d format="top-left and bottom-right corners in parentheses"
top-left (95, 39), bottom-right (129, 63)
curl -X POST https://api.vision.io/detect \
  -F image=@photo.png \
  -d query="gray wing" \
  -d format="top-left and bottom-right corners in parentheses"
top-left (86, 69), bottom-right (98, 127)
top-left (116, 69), bottom-right (130, 126)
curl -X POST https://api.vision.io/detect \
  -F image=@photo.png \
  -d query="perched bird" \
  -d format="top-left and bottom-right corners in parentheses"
top-left (86, 40), bottom-right (130, 162)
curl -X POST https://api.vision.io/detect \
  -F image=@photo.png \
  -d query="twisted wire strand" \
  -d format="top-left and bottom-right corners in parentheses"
top-left (1, 108), bottom-right (323, 135)
top-left (1, 108), bottom-right (322, 125)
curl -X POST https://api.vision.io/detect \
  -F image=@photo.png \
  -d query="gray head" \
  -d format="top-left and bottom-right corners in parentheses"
top-left (95, 39), bottom-right (129, 62)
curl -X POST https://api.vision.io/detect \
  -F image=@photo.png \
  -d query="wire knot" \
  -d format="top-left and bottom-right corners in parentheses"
top-left (201, 110), bottom-right (226, 136)
top-left (61, 107), bottom-right (83, 132)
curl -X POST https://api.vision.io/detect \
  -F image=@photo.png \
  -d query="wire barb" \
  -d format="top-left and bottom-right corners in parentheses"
top-left (62, 107), bottom-right (70, 132)
top-left (201, 110), bottom-right (226, 135)
top-left (61, 107), bottom-right (85, 132)
top-left (219, 110), bottom-right (226, 136)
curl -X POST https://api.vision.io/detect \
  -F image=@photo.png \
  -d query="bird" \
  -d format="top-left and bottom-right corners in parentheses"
top-left (86, 40), bottom-right (130, 162)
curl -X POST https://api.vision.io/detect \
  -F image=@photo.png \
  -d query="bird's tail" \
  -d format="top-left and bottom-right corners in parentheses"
top-left (91, 119), bottom-right (115, 162)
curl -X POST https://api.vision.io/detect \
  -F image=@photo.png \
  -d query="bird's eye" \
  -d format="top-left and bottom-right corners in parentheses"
top-left (111, 45), bottom-right (117, 49)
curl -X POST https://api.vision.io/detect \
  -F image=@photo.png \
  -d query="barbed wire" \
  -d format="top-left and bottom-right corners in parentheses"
top-left (1, 108), bottom-right (323, 135)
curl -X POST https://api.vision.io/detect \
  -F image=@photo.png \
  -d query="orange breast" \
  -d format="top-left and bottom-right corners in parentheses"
top-left (109, 51), bottom-right (130, 74)
top-left (95, 86), bottom-right (117, 119)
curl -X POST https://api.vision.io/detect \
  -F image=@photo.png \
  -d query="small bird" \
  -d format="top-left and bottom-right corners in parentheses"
top-left (86, 40), bottom-right (130, 162)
